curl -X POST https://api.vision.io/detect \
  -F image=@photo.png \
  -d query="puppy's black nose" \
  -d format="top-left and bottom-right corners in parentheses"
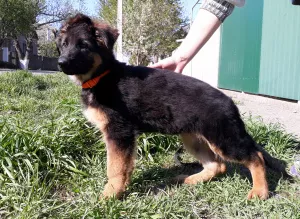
top-left (58, 57), bottom-right (68, 67)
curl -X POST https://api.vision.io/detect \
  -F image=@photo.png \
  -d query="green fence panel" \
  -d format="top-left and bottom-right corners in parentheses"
top-left (218, 0), bottom-right (263, 93)
top-left (259, 0), bottom-right (300, 100)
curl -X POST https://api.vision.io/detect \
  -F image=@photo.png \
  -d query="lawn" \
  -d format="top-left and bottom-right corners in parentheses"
top-left (0, 71), bottom-right (299, 218)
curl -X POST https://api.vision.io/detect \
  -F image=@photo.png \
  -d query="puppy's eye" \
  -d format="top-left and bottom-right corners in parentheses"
top-left (98, 38), bottom-right (105, 45)
top-left (78, 41), bottom-right (89, 49)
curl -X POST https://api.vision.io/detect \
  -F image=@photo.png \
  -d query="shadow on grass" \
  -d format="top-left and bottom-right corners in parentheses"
top-left (127, 160), bottom-right (293, 199)
top-left (295, 142), bottom-right (300, 151)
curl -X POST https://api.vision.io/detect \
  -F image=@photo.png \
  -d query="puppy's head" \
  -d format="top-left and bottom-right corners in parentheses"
top-left (55, 13), bottom-right (118, 78)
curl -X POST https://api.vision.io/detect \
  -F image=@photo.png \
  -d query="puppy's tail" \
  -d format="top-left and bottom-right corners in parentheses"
top-left (255, 143), bottom-right (289, 177)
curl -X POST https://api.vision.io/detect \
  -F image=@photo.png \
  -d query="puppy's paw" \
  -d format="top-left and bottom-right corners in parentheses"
top-left (247, 188), bottom-right (269, 200)
top-left (101, 182), bottom-right (125, 199)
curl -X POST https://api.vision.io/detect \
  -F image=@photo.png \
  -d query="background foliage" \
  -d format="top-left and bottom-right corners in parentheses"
top-left (99, 0), bottom-right (187, 65)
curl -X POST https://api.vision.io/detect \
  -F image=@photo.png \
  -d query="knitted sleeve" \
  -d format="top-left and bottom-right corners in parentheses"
top-left (200, 0), bottom-right (235, 22)
top-left (226, 0), bottom-right (245, 7)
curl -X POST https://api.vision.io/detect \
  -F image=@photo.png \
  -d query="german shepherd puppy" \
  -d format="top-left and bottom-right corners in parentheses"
top-left (55, 14), bottom-right (287, 200)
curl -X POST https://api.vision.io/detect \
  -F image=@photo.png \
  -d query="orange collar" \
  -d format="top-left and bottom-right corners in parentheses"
top-left (82, 70), bottom-right (110, 89)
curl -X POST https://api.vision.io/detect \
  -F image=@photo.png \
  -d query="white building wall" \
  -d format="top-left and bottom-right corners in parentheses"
top-left (182, 28), bottom-right (221, 88)
top-left (2, 47), bottom-right (9, 62)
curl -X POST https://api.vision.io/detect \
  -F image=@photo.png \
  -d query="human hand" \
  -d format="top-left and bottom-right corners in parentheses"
top-left (148, 56), bottom-right (187, 74)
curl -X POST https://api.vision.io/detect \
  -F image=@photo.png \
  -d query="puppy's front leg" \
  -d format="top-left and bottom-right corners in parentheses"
top-left (102, 135), bottom-right (136, 199)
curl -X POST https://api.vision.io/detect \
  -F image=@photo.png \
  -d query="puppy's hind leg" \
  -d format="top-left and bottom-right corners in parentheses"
top-left (176, 134), bottom-right (226, 184)
top-left (208, 134), bottom-right (269, 200)
top-left (243, 151), bottom-right (269, 200)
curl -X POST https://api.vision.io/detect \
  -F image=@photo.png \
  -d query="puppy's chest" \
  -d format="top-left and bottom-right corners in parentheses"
top-left (83, 106), bottom-right (108, 132)
top-left (82, 93), bottom-right (108, 132)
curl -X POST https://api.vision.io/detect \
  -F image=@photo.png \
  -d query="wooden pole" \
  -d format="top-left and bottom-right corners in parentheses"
top-left (117, 0), bottom-right (123, 61)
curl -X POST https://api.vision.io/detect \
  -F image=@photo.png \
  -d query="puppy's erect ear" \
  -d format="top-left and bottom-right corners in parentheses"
top-left (93, 22), bottom-right (119, 50)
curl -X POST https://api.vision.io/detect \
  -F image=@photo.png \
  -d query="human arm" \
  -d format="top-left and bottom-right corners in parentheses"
top-left (149, 0), bottom-right (243, 73)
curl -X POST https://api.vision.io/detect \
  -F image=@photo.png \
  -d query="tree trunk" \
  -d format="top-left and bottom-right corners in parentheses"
top-left (139, 54), bottom-right (148, 66)
top-left (19, 59), bottom-right (30, 70)
top-left (153, 55), bottom-right (158, 64)
top-left (13, 39), bottom-right (24, 69)
top-left (136, 54), bottom-right (139, 66)
top-left (13, 37), bottom-right (32, 70)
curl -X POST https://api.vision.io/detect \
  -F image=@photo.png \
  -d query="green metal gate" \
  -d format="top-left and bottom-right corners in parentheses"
top-left (219, 0), bottom-right (300, 100)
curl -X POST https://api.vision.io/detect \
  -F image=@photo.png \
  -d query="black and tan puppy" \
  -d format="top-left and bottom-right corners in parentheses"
top-left (56, 14), bottom-right (287, 200)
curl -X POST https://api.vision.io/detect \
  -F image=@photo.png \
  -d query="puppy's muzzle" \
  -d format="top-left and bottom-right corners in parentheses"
top-left (58, 56), bottom-right (73, 74)
top-left (58, 57), bottom-right (69, 68)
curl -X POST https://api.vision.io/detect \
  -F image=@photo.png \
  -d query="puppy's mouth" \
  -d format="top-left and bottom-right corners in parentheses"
top-left (60, 67), bottom-right (78, 75)
top-left (58, 57), bottom-right (93, 75)
top-left (59, 66), bottom-right (74, 75)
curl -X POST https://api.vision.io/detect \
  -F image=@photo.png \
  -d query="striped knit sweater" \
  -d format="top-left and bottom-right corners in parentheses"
top-left (201, 0), bottom-right (245, 22)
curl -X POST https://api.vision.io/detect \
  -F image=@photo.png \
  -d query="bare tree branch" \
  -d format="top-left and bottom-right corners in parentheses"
top-left (37, 18), bottom-right (68, 27)
top-left (1, 0), bottom-right (76, 69)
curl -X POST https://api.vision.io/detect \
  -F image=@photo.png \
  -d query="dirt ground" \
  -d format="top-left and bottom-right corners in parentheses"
top-left (221, 89), bottom-right (300, 138)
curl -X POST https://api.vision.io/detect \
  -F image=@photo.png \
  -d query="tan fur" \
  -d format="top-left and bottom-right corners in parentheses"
top-left (207, 143), bottom-right (226, 160)
top-left (244, 152), bottom-right (269, 200)
top-left (69, 53), bottom-right (102, 84)
top-left (177, 134), bottom-right (226, 184)
top-left (195, 134), bottom-right (228, 160)
top-left (83, 106), bottom-right (108, 133)
top-left (84, 106), bottom-right (136, 199)
top-left (179, 134), bottom-right (269, 200)
top-left (103, 136), bottom-right (136, 199)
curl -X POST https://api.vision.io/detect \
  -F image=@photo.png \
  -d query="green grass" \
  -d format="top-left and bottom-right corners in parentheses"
top-left (0, 71), bottom-right (299, 218)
